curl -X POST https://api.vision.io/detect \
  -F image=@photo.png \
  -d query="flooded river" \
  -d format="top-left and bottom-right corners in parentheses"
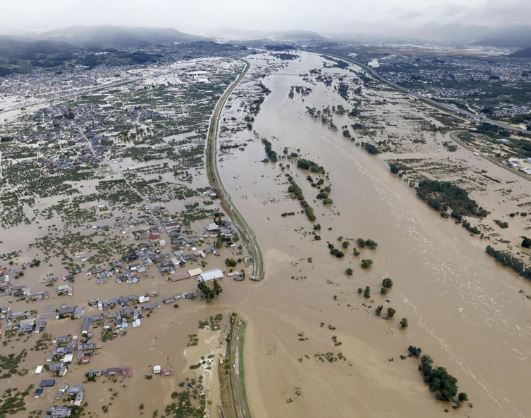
top-left (218, 52), bottom-right (531, 418)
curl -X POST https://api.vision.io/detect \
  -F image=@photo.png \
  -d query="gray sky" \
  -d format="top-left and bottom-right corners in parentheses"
top-left (1, 0), bottom-right (529, 36)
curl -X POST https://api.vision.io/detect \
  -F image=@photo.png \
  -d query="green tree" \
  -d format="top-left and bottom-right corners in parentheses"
top-left (361, 259), bottom-right (373, 269)
top-left (363, 286), bottom-right (371, 299)
top-left (375, 305), bottom-right (383, 316)
top-left (400, 318), bottom-right (408, 329)
top-left (458, 393), bottom-right (468, 402)
top-left (213, 279), bottom-right (222, 296)
top-left (225, 258), bottom-right (237, 267)
top-left (386, 307), bottom-right (396, 319)
top-left (382, 277), bottom-right (393, 289)
top-left (198, 282), bottom-right (215, 301)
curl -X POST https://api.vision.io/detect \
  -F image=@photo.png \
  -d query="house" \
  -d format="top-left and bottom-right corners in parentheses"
top-left (164, 221), bottom-right (180, 232)
top-left (86, 369), bottom-right (101, 380)
top-left (169, 270), bottom-right (190, 282)
top-left (148, 232), bottom-right (161, 241)
top-left (19, 318), bottom-right (36, 333)
top-left (188, 268), bottom-right (202, 277)
top-left (63, 353), bottom-right (74, 364)
top-left (198, 269), bottom-right (224, 282)
top-left (39, 379), bottom-right (56, 388)
top-left (206, 223), bottom-right (219, 232)
top-left (57, 306), bottom-right (83, 319)
top-left (56, 335), bottom-right (73, 346)
top-left (46, 406), bottom-right (71, 417)
top-left (48, 363), bottom-right (68, 377)
top-left (26, 290), bottom-right (49, 302)
top-left (57, 285), bottom-right (73, 296)
top-left (8, 310), bottom-right (31, 321)
top-left (67, 385), bottom-right (84, 406)
top-left (81, 318), bottom-right (92, 336)
top-left (104, 367), bottom-right (121, 376)
top-left (35, 320), bottom-right (47, 332)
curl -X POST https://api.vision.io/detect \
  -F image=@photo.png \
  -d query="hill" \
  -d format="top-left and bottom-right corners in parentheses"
top-left (0, 36), bottom-right (80, 75)
top-left (39, 26), bottom-right (206, 48)
top-left (510, 47), bottom-right (531, 58)
top-left (476, 25), bottom-right (531, 48)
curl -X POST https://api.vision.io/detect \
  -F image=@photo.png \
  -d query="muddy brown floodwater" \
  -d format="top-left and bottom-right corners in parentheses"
top-left (217, 52), bottom-right (531, 418)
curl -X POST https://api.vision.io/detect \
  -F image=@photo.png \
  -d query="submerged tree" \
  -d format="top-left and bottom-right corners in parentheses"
top-left (386, 307), bottom-right (396, 319)
top-left (213, 279), bottom-right (222, 296)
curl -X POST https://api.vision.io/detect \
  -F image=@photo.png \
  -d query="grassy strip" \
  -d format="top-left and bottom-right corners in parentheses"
top-left (219, 314), bottom-right (251, 418)
top-left (236, 321), bottom-right (251, 418)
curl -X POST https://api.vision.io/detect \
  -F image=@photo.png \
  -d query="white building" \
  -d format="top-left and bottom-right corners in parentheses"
top-left (198, 269), bottom-right (224, 282)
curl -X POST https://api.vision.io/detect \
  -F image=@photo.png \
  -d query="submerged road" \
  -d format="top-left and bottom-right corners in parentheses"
top-left (205, 60), bottom-right (264, 280)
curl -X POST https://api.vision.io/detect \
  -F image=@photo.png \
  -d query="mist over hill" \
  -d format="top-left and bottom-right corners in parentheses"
top-left (0, 26), bottom-right (243, 76)
top-left (39, 25), bottom-right (206, 48)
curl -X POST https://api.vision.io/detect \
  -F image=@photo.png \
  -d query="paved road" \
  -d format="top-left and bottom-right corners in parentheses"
top-left (205, 60), bottom-right (265, 281)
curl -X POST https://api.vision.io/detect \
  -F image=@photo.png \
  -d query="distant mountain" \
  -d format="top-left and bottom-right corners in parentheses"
top-left (39, 26), bottom-right (206, 48)
top-left (410, 23), bottom-right (490, 43)
top-left (0, 27), bottom-right (245, 76)
top-left (270, 30), bottom-right (327, 42)
top-left (0, 36), bottom-right (80, 55)
top-left (510, 47), bottom-right (531, 58)
top-left (0, 36), bottom-right (81, 75)
top-left (213, 28), bottom-right (326, 43)
top-left (349, 23), bottom-right (531, 48)
top-left (475, 25), bottom-right (531, 48)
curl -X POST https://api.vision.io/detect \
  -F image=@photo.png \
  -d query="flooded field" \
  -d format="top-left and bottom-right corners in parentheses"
top-left (0, 48), bottom-right (529, 418)
top-left (218, 52), bottom-right (531, 418)
top-left (0, 57), bottom-right (250, 417)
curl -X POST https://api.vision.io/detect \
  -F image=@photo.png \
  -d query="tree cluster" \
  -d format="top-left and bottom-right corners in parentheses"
top-left (297, 158), bottom-right (325, 174)
top-left (262, 139), bottom-right (278, 162)
top-left (197, 280), bottom-right (222, 302)
top-left (416, 180), bottom-right (488, 218)
top-left (357, 238), bottom-right (378, 249)
top-left (486, 245), bottom-right (531, 280)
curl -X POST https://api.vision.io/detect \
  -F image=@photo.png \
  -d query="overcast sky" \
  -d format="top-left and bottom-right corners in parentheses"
top-left (1, 0), bottom-right (529, 36)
